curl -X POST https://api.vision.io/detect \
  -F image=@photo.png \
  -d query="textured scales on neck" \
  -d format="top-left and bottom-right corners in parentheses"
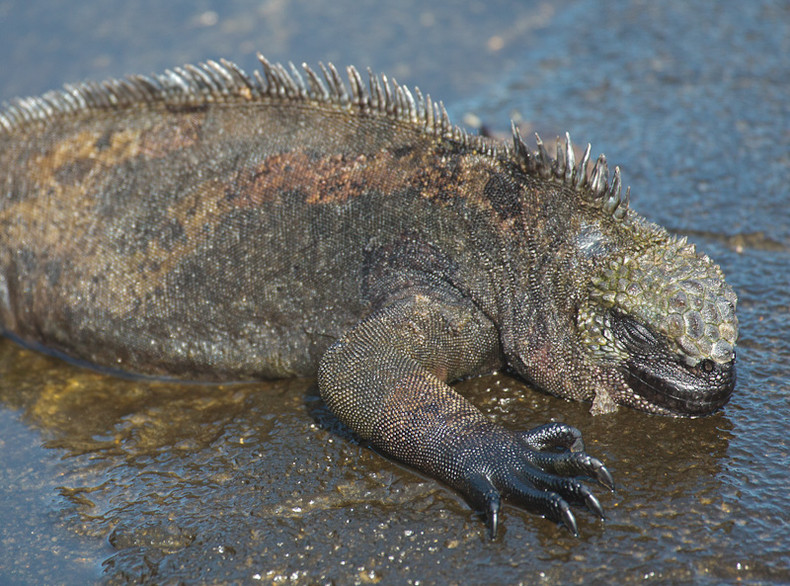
top-left (0, 55), bottom-right (629, 221)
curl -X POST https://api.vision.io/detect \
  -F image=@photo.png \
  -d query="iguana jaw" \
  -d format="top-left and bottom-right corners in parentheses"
top-left (621, 351), bottom-right (736, 416)
top-left (576, 307), bottom-right (737, 416)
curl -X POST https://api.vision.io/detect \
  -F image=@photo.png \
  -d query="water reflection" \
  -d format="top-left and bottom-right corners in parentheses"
top-left (0, 336), bottom-right (740, 583)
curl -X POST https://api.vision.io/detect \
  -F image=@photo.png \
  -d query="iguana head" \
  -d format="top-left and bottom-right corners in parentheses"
top-left (575, 230), bottom-right (737, 416)
top-left (504, 132), bottom-right (738, 416)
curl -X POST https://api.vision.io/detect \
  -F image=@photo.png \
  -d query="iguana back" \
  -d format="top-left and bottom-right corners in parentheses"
top-left (0, 59), bottom-right (510, 380)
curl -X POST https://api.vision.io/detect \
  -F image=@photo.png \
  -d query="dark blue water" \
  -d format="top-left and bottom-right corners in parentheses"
top-left (1, 1), bottom-right (788, 583)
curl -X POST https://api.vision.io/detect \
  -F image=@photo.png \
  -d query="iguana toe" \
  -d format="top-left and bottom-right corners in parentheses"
top-left (447, 423), bottom-right (610, 537)
top-left (520, 422), bottom-right (585, 452)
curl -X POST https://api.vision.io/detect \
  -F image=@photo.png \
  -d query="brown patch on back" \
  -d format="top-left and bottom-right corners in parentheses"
top-left (2, 110), bottom-right (207, 276)
top-left (402, 149), bottom-right (524, 233)
top-left (28, 110), bottom-right (205, 188)
top-left (224, 149), bottom-right (417, 207)
top-left (32, 128), bottom-right (141, 186)
top-left (303, 153), bottom-right (376, 205)
top-left (220, 144), bottom-right (513, 214)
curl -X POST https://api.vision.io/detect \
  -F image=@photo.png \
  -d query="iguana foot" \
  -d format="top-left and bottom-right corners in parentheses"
top-left (450, 422), bottom-right (613, 538)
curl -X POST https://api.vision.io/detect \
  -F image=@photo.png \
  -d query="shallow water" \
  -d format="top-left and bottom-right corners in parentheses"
top-left (1, 1), bottom-right (788, 584)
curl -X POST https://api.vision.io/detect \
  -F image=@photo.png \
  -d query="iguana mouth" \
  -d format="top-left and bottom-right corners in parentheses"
top-left (624, 354), bottom-right (736, 416)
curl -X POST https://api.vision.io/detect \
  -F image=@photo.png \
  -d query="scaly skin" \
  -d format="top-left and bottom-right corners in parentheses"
top-left (0, 56), bottom-right (737, 536)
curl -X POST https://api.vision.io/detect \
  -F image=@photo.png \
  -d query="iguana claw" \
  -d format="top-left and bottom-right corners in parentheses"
top-left (449, 422), bottom-right (612, 538)
top-left (560, 503), bottom-right (579, 537)
top-left (486, 494), bottom-right (501, 540)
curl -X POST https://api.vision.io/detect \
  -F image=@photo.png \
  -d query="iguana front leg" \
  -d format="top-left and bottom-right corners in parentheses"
top-left (318, 292), bottom-right (613, 537)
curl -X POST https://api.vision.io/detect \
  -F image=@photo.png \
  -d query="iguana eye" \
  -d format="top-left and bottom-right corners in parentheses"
top-left (612, 312), bottom-right (661, 354)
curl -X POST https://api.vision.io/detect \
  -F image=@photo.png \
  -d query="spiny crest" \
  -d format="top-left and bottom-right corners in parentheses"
top-left (509, 125), bottom-right (631, 221)
top-left (0, 54), bottom-right (630, 220)
top-left (0, 54), bottom-right (468, 144)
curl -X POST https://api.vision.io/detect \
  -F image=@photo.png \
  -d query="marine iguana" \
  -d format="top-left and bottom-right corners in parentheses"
top-left (0, 56), bottom-right (738, 537)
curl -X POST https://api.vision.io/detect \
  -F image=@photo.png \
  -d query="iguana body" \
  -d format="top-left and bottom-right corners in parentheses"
top-left (0, 57), bottom-right (737, 536)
